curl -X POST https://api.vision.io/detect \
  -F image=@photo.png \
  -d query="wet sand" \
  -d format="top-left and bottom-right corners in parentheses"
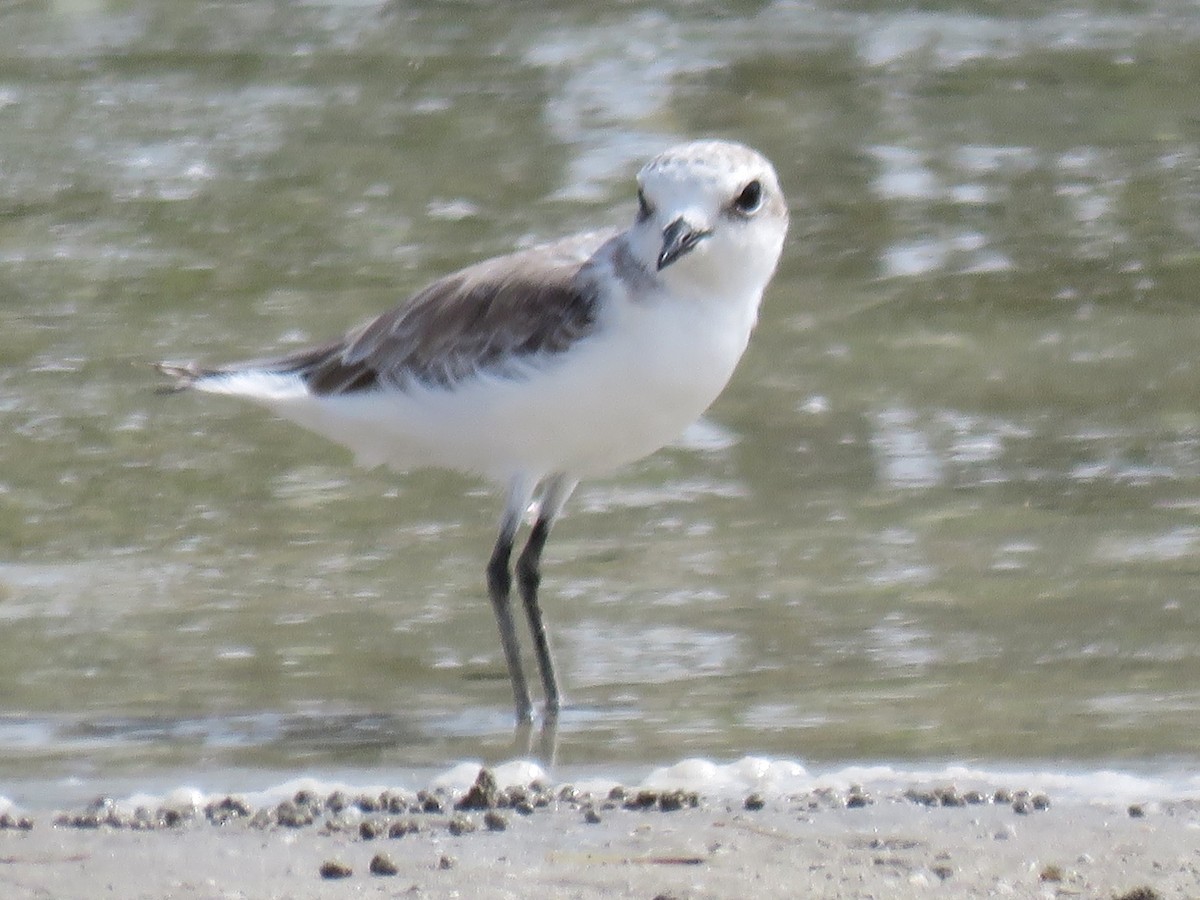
top-left (1, 773), bottom-right (1194, 899)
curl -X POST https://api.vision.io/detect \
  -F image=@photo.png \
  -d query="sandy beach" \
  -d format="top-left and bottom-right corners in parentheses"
top-left (2, 765), bottom-right (1195, 899)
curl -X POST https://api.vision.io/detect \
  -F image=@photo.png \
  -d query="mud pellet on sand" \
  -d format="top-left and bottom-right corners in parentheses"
top-left (369, 853), bottom-right (399, 876)
top-left (319, 860), bottom-right (352, 880)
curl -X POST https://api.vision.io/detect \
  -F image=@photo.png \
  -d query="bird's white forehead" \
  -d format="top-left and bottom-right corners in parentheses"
top-left (637, 139), bottom-right (775, 195)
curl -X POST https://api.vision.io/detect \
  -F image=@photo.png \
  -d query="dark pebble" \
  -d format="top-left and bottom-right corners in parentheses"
top-left (1039, 864), bottom-right (1063, 882)
top-left (294, 789), bottom-right (320, 808)
top-left (936, 787), bottom-right (966, 808)
top-left (514, 799), bottom-right (535, 816)
top-left (438, 854), bottom-right (456, 870)
top-left (275, 800), bottom-right (314, 828)
top-left (501, 786), bottom-right (527, 808)
top-left (607, 786), bottom-right (627, 802)
top-left (325, 791), bottom-right (349, 813)
top-left (583, 807), bottom-right (602, 825)
top-left (456, 768), bottom-right (499, 811)
top-left (58, 812), bottom-right (103, 830)
top-left (389, 818), bottom-right (420, 838)
top-left (658, 790), bottom-right (692, 812)
top-left (624, 790), bottom-right (659, 811)
top-left (159, 808), bottom-right (185, 828)
top-left (380, 791), bottom-right (409, 814)
top-left (744, 793), bottom-right (765, 811)
top-left (417, 790), bottom-right (443, 814)
top-left (359, 819), bottom-right (384, 840)
top-left (205, 795), bottom-right (252, 825)
top-left (1128, 804), bottom-right (1146, 818)
top-left (962, 790), bottom-right (988, 805)
top-left (1113, 888), bottom-right (1161, 900)
top-left (369, 852), bottom-right (399, 876)
top-left (483, 810), bottom-right (508, 832)
top-left (846, 792), bottom-right (870, 809)
top-left (932, 864), bottom-right (953, 881)
top-left (904, 789), bottom-right (938, 807)
top-left (319, 860), bottom-right (353, 880)
top-left (993, 789), bottom-right (1013, 804)
top-left (1012, 798), bottom-right (1032, 815)
top-left (1031, 793), bottom-right (1051, 811)
top-left (447, 814), bottom-right (476, 836)
top-left (354, 793), bottom-right (380, 813)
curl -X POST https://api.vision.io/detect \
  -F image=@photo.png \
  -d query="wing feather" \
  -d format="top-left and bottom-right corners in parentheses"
top-left (159, 231), bottom-right (613, 395)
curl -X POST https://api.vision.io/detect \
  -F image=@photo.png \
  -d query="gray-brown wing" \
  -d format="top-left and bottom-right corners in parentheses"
top-left (163, 232), bottom-right (612, 395)
top-left (314, 241), bottom-right (605, 395)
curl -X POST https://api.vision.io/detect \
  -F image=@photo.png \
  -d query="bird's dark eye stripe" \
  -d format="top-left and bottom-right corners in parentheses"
top-left (732, 179), bottom-right (763, 214)
top-left (636, 188), bottom-right (652, 220)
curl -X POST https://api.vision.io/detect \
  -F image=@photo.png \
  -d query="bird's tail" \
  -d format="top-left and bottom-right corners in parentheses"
top-left (154, 361), bottom-right (216, 393)
top-left (154, 338), bottom-right (348, 397)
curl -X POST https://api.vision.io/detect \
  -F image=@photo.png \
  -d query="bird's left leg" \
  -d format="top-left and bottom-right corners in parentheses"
top-left (515, 473), bottom-right (577, 717)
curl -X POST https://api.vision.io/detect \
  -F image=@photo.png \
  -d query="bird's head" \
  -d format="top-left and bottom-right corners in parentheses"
top-left (628, 140), bottom-right (789, 299)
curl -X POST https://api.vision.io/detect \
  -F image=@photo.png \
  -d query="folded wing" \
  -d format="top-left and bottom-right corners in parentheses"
top-left (158, 231), bottom-right (612, 395)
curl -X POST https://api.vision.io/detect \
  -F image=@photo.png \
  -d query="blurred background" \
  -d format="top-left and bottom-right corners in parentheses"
top-left (3, 0), bottom-right (1200, 785)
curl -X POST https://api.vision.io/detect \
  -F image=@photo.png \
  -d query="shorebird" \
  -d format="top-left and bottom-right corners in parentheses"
top-left (158, 139), bottom-right (789, 724)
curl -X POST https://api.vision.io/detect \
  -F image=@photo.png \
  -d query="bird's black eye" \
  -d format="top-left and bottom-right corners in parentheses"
top-left (636, 187), bottom-right (653, 222)
top-left (732, 179), bottom-right (763, 215)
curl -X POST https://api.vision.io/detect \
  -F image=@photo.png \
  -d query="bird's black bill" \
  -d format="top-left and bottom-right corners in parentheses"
top-left (656, 217), bottom-right (711, 270)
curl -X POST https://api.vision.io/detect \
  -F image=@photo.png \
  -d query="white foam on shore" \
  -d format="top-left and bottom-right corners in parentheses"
top-left (6, 757), bottom-right (1200, 815)
top-left (641, 758), bottom-right (1200, 806)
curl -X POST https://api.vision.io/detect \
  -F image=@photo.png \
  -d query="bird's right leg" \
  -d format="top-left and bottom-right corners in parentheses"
top-left (487, 475), bottom-right (537, 724)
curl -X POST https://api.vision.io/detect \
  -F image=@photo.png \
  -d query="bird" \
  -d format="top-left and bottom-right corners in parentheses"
top-left (157, 139), bottom-right (789, 725)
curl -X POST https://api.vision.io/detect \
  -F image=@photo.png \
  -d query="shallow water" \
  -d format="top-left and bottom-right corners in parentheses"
top-left (4, 1), bottom-right (1200, 787)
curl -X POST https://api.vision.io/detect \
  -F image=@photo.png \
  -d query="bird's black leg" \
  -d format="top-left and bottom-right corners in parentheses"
top-left (487, 498), bottom-right (534, 724)
top-left (516, 516), bottom-right (557, 713)
top-left (515, 475), bottom-right (577, 717)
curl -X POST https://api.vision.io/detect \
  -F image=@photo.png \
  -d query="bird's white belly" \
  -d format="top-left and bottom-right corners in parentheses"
top-left (225, 293), bottom-right (757, 484)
